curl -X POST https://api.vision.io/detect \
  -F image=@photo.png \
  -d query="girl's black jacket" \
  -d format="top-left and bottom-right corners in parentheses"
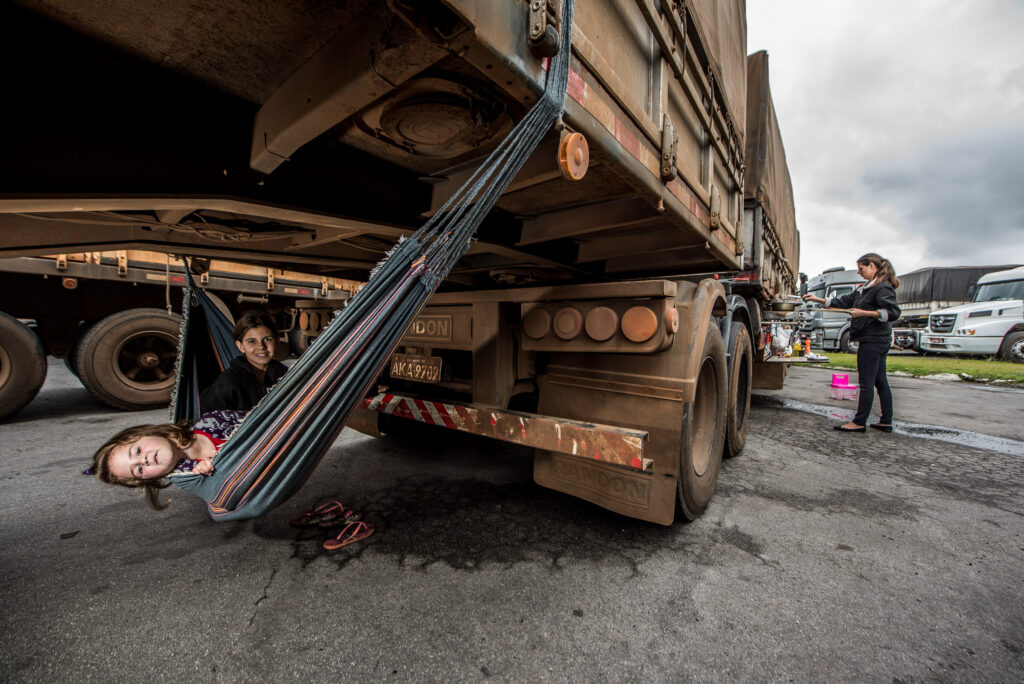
top-left (199, 354), bottom-right (288, 413)
top-left (828, 282), bottom-right (901, 344)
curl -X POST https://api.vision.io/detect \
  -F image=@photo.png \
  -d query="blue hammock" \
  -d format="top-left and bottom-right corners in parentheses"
top-left (171, 269), bottom-right (238, 423)
top-left (168, 0), bottom-right (575, 521)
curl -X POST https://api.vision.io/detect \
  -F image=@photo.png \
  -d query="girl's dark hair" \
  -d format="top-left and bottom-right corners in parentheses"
top-left (233, 311), bottom-right (276, 342)
top-left (858, 253), bottom-right (900, 289)
top-left (90, 420), bottom-right (195, 510)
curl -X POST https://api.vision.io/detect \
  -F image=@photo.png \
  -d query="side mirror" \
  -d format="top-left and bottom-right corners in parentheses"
top-left (966, 284), bottom-right (976, 301)
top-left (799, 272), bottom-right (808, 296)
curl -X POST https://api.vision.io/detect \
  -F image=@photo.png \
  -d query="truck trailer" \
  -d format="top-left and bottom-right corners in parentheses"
top-left (0, 0), bottom-right (801, 524)
top-left (0, 251), bottom-right (358, 418)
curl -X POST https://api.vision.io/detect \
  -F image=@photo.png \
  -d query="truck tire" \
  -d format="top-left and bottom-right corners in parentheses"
top-left (0, 312), bottom-right (48, 421)
top-left (76, 308), bottom-right (181, 410)
top-left (839, 329), bottom-right (859, 354)
top-left (677, 324), bottom-right (727, 521)
top-left (1000, 331), bottom-right (1024, 363)
top-left (724, 325), bottom-right (752, 458)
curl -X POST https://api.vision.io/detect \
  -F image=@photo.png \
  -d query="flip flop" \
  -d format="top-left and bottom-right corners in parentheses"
top-left (323, 520), bottom-right (375, 551)
top-left (291, 501), bottom-right (358, 528)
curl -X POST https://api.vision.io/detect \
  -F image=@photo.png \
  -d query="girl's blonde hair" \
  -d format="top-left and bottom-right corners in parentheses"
top-left (90, 420), bottom-right (195, 510)
top-left (858, 252), bottom-right (900, 289)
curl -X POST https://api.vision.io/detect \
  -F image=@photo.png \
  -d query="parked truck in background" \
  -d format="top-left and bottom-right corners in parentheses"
top-left (892, 265), bottom-right (1020, 352)
top-left (918, 266), bottom-right (1024, 362)
top-left (1, 1), bottom-right (801, 524)
top-left (800, 267), bottom-right (865, 352)
top-left (0, 251), bottom-right (358, 419)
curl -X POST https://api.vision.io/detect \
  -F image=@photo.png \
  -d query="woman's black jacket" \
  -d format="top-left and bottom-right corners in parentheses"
top-left (199, 355), bottom-right (288, 413)
top-left (829, 282), bottom-right (901, 344)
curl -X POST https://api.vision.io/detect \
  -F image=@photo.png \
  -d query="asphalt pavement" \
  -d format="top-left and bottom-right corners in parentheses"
top-left (1, 361), bottom-right (1021, 681)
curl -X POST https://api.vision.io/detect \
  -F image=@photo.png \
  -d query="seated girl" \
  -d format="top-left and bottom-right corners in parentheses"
top-left (90, 410), bottom-right (373, 550)
top-left (199, 311), bottom-right (289, 413)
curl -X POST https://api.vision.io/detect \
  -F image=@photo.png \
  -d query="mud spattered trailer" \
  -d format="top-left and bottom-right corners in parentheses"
top-left (1, 1), bottom-right (799, 522)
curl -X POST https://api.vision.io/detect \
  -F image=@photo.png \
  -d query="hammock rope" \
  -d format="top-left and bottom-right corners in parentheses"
top-left (170, 0), bottom-right (575, 520)
top-left (171, 272), bottom-right (237, 422)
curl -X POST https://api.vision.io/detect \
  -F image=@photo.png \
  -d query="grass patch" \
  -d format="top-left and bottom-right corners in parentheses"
top-left (812, 352), bottom-right (1024, 384)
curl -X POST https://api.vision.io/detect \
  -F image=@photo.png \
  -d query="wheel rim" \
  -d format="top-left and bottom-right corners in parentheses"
top-left (112, 328), bottom-right (178, 391)
top-left (1011, 339), bottom-right (1024, 362)
top-left (691, 357), bottom-right (719, 476)
top-left (0, 344), bottom-right (11, 388)
top-left (849, 339), bottom-right (859, 352)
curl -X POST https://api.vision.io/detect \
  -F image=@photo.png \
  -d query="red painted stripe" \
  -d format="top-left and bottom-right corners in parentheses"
top-left (435, 402), bottom-right (457, 429)
top-left (567, 69), bottom-right (585, 104)
top-left (614, 119), bottom-right (643, 162)
top-left (394, 398), bottom-right (414, 421)
top-left (453, 405), bottom-right (475, 433)
top-left (413, 398), bottom-right (435, 424)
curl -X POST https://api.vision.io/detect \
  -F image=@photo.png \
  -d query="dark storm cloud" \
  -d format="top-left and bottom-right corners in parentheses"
top-left (862, 122), bottom-right (1024, 266)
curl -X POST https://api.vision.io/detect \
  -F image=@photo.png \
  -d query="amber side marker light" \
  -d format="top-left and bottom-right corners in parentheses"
top-left (621, 306), bottom-right (658, 343)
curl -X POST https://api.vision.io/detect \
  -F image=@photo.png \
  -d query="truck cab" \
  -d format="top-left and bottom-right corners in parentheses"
top-left (800, 267), bottom-right (864, 352)
top-left (919, 266), bottom-right (1024, 362)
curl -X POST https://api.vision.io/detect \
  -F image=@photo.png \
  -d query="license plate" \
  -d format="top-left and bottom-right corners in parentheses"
top-left (390, 353), bottom-right (442, 383)
top-left (929, 337), bottom-right (944, 344)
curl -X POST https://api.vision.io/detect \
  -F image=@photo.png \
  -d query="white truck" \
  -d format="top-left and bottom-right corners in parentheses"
top-left (918, 266), bottom-right (1024, 363)
top-left (892, 265), bottom-right (1019, 352)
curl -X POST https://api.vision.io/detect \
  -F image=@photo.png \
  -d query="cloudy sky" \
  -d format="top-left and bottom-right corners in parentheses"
top-left (745, 0), bottom-right (1024, 278)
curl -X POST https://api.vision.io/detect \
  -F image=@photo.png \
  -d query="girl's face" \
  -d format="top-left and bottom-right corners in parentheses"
top-left (236, 326), bottom-right (275, 371)
top-left (108, 435), bottom-right (181, 481)
top-left (857, 261), bottom-right (879, 281)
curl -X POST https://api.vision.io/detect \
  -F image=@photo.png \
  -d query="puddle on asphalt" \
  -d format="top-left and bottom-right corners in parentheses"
top-left (957, 383), bottom-right (1024, 394)
top-left (753, 395), bottom-right (1024, 457)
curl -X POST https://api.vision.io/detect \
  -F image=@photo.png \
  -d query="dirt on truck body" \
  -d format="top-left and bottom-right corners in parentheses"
top-left (0, 0), bottom-right (800, 524)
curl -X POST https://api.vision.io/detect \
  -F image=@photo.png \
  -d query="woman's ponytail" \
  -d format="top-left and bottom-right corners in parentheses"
top-left (881, 259), bottom-right (900, 289)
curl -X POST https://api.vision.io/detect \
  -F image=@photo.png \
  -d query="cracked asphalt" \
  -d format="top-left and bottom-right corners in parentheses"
top-left (1, 362), bottom-right (1022, 681)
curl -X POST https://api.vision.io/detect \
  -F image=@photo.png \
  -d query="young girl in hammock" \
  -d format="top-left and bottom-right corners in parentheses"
top-left (89, 410), bottom-right (373, 550)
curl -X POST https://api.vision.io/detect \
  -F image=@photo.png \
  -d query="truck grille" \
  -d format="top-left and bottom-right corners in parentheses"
top-left (930, 313), bottom-right (956, 333)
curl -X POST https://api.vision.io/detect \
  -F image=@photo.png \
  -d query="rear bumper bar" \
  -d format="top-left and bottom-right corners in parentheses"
top-left (358, 393), bottom-right (651, 471)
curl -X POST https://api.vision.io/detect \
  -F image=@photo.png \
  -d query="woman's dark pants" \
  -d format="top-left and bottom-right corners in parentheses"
top-left (854, 341), bottom-right (893, 426)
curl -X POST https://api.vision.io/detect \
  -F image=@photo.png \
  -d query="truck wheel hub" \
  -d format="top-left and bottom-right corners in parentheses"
top-left (138, 351), bottom-right (160, 369)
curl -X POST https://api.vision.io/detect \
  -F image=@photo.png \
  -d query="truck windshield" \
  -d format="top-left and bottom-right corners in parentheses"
top-left (827, 285), bottom-right (855, 299)
top-left (974, 279), bottom-right (1024, 302)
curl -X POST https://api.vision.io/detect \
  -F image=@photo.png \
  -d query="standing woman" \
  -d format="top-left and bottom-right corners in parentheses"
top-left (804, 253), bottom-right (901, 432)
top-left (199, 311), bottom-right (288, 413)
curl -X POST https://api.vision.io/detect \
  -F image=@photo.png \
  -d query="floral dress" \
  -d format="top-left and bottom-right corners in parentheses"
top-left (169, 410), bottom-right (246, 475)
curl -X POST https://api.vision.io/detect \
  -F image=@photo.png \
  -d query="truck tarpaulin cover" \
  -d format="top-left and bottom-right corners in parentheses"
top-left (744, 50), bottom-right (799, 272)
top-left (897, 265), bottom-right (1023, 304)
top-left (689, 0), bottom-right (747, 147)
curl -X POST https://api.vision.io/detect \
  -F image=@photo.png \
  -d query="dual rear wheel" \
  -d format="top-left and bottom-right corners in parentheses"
top-left (676, 322), bottom-right (752, 521)
top-left (75, 308), bottom-right (181, 410)
top-left (0, 311), bottom-right (48, 421)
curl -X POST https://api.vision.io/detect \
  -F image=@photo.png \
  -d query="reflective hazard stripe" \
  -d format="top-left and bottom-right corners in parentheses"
top-left (360, 393), bottom-right (650, 471)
